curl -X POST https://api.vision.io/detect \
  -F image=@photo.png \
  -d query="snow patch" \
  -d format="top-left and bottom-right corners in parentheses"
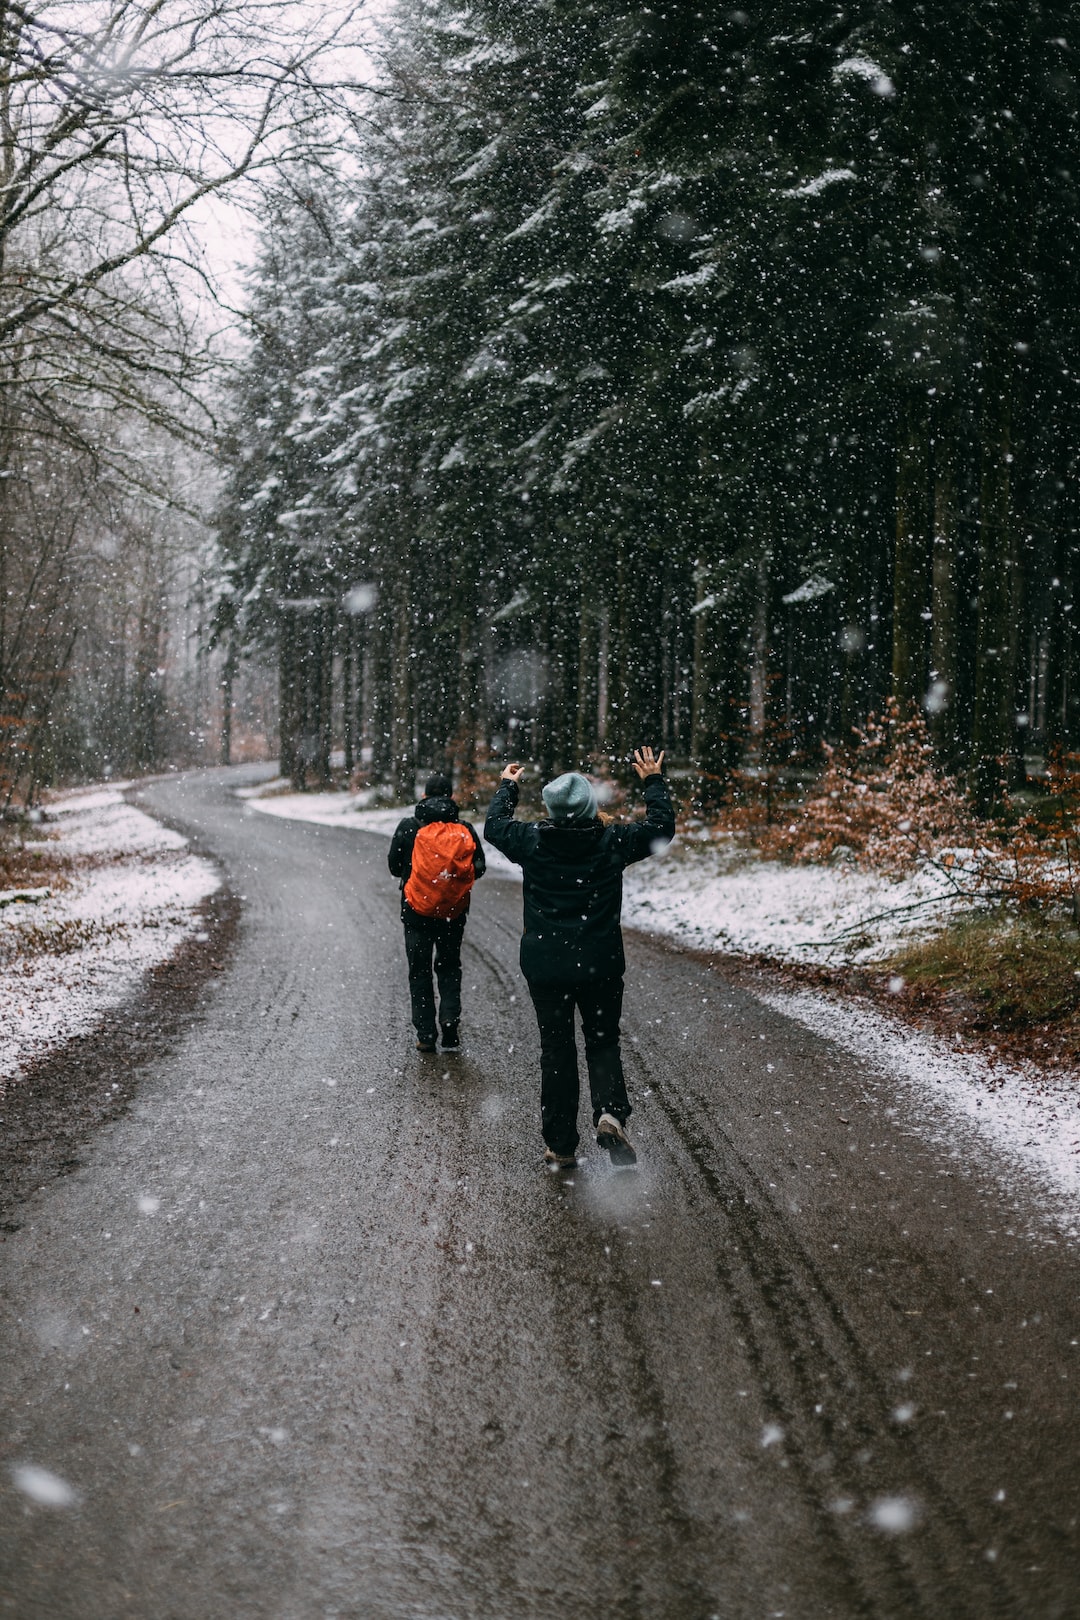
top-left (597, 197), bottom-right (647, 233)
top-left (0, 786), bottom-right (219, 1089)
top-left (11, 1465), bottom-right (76, 1507)
top-left (661, 264), bottom-right (717, 293)
top-left (782, 574), bottom-right (836, 605)
top-left (834, 56), bottom-right (895, 96)
top-left (622, 840), bottom-right (953, 965)
top-left (784, 167), bottom-right (857, 198)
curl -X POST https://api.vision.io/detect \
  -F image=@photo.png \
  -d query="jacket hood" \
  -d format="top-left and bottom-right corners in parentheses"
top-left (538, 818), bottom-right (603, 848)
top-left (416, 794), bottom-right (460, 824)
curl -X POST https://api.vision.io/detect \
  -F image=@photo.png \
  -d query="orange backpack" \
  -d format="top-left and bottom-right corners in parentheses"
top-left (404, 822), bottom-right (477, 920)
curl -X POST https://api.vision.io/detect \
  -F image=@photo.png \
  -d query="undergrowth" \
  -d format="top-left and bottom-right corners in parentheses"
top-left (0, 916), bottom-right (127, 966)
top-left (888, 909), bottom-right (1080, 1025)
top-left (882, 907), bottom-right (1080, 1065)
top-left (0, 829), bottom-right (71, 891)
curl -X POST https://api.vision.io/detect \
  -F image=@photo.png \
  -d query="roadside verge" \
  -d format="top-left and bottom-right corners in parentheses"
top-left (0, 785), bottom-right (235, 1230)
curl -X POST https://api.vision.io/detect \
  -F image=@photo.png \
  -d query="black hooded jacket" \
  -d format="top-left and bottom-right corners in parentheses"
top-left (388, 795), bottom-right (486, 920)
top-left (484, 775), bottom-right (675, 982)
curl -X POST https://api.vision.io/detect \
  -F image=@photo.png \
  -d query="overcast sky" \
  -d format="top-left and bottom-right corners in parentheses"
top-left (188, 0), bottom-right (392, 315)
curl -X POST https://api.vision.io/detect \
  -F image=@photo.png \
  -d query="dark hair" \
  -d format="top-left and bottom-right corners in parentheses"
top-left (424, 773), bottom-right (453, 798)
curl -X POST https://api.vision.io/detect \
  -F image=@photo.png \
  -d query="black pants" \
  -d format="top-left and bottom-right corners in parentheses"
top-left (526, 975), bottom-right (629, 1155)
top-left (403, 907), bottom-right (466, 1040)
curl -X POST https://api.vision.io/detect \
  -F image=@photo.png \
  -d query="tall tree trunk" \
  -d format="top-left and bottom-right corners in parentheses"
top-left (929, 396), bottom-right (960, 766)
top-left (575, 593), bottom-right (597, 765)
top-left (747, 548), bottom-right (770, 760)
top-left (452, 611), bottom-right (478, 777)
top-left (608, 537), bottom-right (630, 761)
top-left (892, 390), bottom-right (931, 712)
top-left (315, 602), bottom-right (334, 785)
top-left (1044, 526), bottom-right (1069, 756)
top-left (596, 606), bottom-right (609, 755)
top-left (390, 574), bottom-right (413, 799)
top-left (220, 632), bottom-right (237, 766)
top-left (342, 620), bottom-right (353, 774)
top-left (971, 337), bottom-right (1016, 809)
top-left (690, 556), bottom-right (728, 808)
top-left (278, 612), bottom-right (295, 785)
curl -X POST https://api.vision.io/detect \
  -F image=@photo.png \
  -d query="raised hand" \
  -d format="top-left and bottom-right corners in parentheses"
top-left (632, 747), bottom-right (665, 780)
top-left (501, 762), bottom-right (525, 782)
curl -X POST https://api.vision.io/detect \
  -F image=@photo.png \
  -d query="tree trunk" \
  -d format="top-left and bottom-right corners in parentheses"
top-left (390, 575), bottom-right (413, 799)
top-left (315, 602), bottom-right (333, 786)
top-left (971, 339), bottom-right (1016, 809)
top-left (575, 594), bottom-right (597, 765)
top-left (596, 606), bottom-right (609, 756)
top-left (747, 549), bottom-right (769, 761)
top-left (929, 397), bottom-right (960, 766)
top-left (892, 390), bottom-right (931, 712)
top-left (220, 632), bottom-right (237, 766)
top-left (690, 556), bottom-right (728, 808)
top-left (342, 621), bottom-right (353, 775)
top-left (1044, 526), bottom-right (1069, 756)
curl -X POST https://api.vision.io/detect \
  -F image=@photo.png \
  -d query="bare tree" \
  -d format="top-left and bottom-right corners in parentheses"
top-left (0, 1), bottom-right (377, 799)
top-left (0, 0), bottom-right (372, 431)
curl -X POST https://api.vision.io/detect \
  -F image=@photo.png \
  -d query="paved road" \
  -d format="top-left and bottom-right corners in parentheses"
top-left (2, 766), bottom-right (1079, 1619)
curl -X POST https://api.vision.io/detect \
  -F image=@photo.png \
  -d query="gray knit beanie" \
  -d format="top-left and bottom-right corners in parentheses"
top-left (542, 771), bottom-right (598, 824)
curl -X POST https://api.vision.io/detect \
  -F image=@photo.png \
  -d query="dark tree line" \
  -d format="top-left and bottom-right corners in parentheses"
top-left (217, 1), bottom-right (1080, 807)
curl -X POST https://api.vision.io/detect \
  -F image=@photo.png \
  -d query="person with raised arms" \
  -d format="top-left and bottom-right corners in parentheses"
top-left (484, 748), bottom-right (674, 1167)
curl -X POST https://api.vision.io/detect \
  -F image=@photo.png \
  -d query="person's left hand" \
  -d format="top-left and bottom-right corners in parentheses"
top-left (633, 747), bottom-right (665, 780)
top-left (501, 762), bottom-right (525, 782)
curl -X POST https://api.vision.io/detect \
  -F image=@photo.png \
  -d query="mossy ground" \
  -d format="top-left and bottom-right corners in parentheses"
top-left (881, 907), bottom-right (1080, 1067)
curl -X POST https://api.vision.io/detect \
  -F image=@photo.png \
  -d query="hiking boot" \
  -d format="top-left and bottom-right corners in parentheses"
top-left (441, 1022), bottom-right (460, 1050)
top-left (544, 1147), bottom-right (578, 1168)
top-left (596, 1113), bottom-right (637, 1167)
top-left (416, 1035), bottom-right (437, 1053)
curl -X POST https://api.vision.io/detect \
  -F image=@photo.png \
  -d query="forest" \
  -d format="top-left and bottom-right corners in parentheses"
top-left (0, 0), bottom-right (356, 803)
top-left (4, 3), bottom-right (1079, 813)
top-left (216, 0), bottom-right (1080, 812)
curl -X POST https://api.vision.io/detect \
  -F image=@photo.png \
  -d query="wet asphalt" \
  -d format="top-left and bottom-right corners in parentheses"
top-left (2, 764), bottom-right (1080, 1620)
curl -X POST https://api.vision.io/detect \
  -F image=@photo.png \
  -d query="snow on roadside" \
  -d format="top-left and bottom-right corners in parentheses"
top-left (243, 786), bottom-right (521, 877)
top-left (762, 988), bottom-right (1080, 1241)
top-left (621, 836), bottom-right (956, 965)
top-left (0, 786), bottom-right (220, 1090)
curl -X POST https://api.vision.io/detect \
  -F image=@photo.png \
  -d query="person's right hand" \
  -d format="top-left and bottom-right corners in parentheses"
top-left (632, 747), bottom-right (665, 779)
top-left (501, 762), bottom-right (525, 782)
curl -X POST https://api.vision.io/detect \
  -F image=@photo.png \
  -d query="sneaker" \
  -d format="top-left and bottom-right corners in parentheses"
top-left (596, 1113), bottom-right (637, 1167)
top-left (416, 1035), bottom-right (437, 1053)
top-left (544, 1147), bottom-right (578, 1168)
top-left (441, 1022), bottom-right (460, 1050)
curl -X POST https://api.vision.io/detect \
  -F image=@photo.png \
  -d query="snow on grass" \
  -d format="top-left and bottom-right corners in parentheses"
top-left (0, 786), bottom-right (220, 1090)
top-left (622, 835), bottom-right (956, 965)
top-left (762, 987), bottom-right (1080, 1242)
top-left (242, 786), bottom-right (521, 877)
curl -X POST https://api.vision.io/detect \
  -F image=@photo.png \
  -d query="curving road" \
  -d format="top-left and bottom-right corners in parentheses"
top-left (2, 765), bottom-right (1079, 1619)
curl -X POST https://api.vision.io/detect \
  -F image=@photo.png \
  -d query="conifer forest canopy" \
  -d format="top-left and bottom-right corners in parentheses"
top-left (5, 1), bottom-right (1080, 807)
top-left (219, 1), bottom-right (1080, 806)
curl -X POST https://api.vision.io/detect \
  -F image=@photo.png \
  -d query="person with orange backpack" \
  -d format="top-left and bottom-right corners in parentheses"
top-left (388, 773), bottom-right (486, 1052)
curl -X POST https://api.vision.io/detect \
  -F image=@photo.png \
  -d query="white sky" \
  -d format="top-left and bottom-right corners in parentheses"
top-left (187, 0), bottom-right (394, 313)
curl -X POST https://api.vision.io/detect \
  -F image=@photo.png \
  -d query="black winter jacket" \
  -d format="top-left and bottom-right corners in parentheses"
top-left (484, 775), bottom-right (675, 983)
top-left (388, 795), bottom-right (486, 921)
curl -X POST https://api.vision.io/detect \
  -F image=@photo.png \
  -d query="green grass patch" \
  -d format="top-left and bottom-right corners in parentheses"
top-left (887, 908), bottom-right (1080, 1031)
